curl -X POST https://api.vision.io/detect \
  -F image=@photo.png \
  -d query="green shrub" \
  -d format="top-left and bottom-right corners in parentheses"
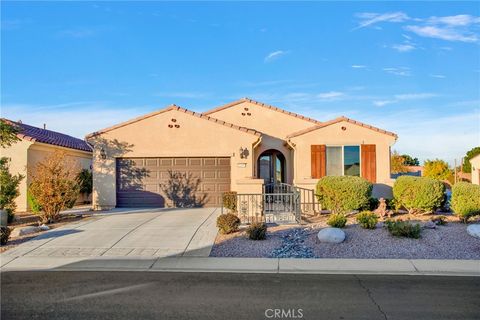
top-left (327, 213), bottom-right (347, 228)
top-left (1, 226), bottom-right (11, 245)
top-left (216, 213), bottom-right (241, 234)
top-left (431, 215), bottom-right (448, 226)
top-left (365, 198), bottom-right (379, 211)
top-left (393, 176), bottom-right (445, 214)
top-left (27, 191), bottom-right (42, 214)
top-left (222, 192), bottom-right (237, 213)
top-left (316, 176), bottom-right (372, 214)
top-left (0, 158), bottom-right (24, 223)
top-left (76, 169), bottom-right (93, 196)
top-left (356, 211), bottom-right (378, 229)
top-left (451, 182), bottom-right (480, 222)
top-left (246, 222), bottom-right (267, 240)
top-left (385, 219), bottom-right (421, 239)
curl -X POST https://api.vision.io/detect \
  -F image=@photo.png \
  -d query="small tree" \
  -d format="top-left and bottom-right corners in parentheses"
top-left (401, 154), bottom-right (420, 166)
top-left (76, 169), bottom-right (93, 197)
top-left (391, 151), bottom-right (408, 174)
top-left (29, 151), bottom-right (80, 223)
top-left (0, 158), bottom-right (24, 222)
top-left (462, 147), bottom-right (480, 173)
top-left (423, 159), bottom-right (453, 182)
top-left (0, 120), bottom-right (21, 148)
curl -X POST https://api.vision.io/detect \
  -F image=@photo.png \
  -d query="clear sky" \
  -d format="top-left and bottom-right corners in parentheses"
top-left (2, 1), bottom-right (479, 164)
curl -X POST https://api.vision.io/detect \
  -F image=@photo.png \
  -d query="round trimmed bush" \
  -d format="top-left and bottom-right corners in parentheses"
top-left (451, 182), bottom-right (480, 222)
top-left (393, 176), bottom-right (445, 214)
top-left (216, 213), bottom-right (241, 234)
top-left (327, 213), bottom-right (347, 228)
top-left (316, 176), bottom-right (372, 214)
top-left (246, 222), bottom-right (267, 240)
top-left (356, 211), bottom-right (378, 229)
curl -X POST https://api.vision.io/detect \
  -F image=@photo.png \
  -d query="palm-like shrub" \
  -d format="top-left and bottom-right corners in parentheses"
top-left (246, 222), bottom-right (267, 240)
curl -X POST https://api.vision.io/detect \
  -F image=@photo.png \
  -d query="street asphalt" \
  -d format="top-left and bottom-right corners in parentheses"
top-left (1, 271), bottom-right (479, 320)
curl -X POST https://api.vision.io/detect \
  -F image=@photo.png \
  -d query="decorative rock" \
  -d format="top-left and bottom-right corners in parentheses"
top-left (317, 227), bottom-right (345, 243)
top-left (10, 226), bottom-right (40, 237)
top-left (39, 224), bottom-right (50, 231)
top-left (466, 224), bottom-right (480, 239)
top-left (270, 228), bottom-right (314, 258)
top-left (423, 221), bottom-right (436, 229)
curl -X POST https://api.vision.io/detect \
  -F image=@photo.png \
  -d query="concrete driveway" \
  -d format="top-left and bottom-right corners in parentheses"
top-left (2, 208), bottom-right (220, 262)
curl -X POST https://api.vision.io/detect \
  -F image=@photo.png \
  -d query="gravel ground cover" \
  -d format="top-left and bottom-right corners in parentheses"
top-left (210, 219), bottom-right (480, 259)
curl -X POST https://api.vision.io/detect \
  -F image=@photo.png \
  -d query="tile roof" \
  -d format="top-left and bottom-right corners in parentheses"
top-left (287, 116), bottom-right (398, 139)
top-left (2, 119), bottom-right (92, 152)
top-left (86, 105), bottom-right (262, 138)
top-left (202, 97), bottom-right (322, 125)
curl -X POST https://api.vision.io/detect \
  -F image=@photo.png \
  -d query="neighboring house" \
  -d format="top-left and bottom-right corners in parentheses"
top-left (0, 119), bottom-right (93, 212)
top-left (87, 98), bottom-right (397, 210)
top-left (470, 153), bottom-right (480, 185)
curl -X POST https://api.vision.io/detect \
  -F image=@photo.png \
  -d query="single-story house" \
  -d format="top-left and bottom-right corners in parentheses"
top-left (470, 153), bottom-right (480, 185)
top-left (0, 119), bottom-right (93, 212)
top-left (87, 98), bottom-right (397, 210)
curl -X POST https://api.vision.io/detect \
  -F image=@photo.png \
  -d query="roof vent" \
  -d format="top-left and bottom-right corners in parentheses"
top-left (43, 123), bottom-right (46, 129)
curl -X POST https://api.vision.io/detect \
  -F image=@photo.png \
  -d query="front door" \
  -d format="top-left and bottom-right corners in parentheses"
top-left (258, 150), bottom-right (285, 184)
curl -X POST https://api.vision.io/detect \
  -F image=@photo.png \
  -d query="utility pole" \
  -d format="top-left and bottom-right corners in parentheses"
top-left (454, 159), bottom-right (457, 184)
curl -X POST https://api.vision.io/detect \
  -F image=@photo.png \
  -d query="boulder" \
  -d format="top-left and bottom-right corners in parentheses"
top-left (10, 226), bottom-right (40, 237)
top-left (466, 224), bottom-right (480, 239)
top-left (317, 228), bottom-right (345, 243)
top-left (423, 221), bottom-right (436, 229)
top-left (39, 224), bottom-right (50, 231)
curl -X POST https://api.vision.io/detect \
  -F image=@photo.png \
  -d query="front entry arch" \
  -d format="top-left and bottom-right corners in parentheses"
top-left (257, 149), bottom-right (285, 184)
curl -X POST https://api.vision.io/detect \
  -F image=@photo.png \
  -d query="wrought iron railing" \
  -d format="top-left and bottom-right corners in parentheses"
top-left (292, 186), bottom-right (322, 215)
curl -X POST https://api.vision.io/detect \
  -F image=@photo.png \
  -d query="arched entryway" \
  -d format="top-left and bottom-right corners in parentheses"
top-left (257, 149), bottom-right (285, 184)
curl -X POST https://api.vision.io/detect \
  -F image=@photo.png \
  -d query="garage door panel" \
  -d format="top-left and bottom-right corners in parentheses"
top-left (116, 157), bottom-right (230, 208)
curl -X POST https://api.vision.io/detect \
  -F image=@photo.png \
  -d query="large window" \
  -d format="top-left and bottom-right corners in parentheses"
top-left (326, 146), bottom-right (360, 177)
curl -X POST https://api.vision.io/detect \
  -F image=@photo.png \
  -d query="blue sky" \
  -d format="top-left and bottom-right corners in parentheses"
top-left (1, 1), bottom-right (479, 164)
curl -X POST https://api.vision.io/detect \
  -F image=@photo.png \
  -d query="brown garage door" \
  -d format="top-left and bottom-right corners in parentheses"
top-left (116, 157), bottom-right (230, 208)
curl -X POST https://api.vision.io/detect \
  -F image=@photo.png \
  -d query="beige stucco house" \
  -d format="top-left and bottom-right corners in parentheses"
top-left (0, 120), bottom-right (92, 212)
top-left (87, 98), bottom-right (397, 210)
top-left (470, 153), bottom-right (480, 185)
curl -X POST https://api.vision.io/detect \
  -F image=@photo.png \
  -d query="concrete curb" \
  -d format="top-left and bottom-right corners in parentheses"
top-left (1, 256), bottom-right (479, 276)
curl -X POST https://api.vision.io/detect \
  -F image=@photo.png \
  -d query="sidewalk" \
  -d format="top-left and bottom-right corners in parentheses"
top-left (1, 256), bottom-right (479, 276)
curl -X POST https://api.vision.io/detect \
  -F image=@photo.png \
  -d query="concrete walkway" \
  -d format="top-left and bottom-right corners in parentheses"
top-left (1, 208), bottom-right (221, 267)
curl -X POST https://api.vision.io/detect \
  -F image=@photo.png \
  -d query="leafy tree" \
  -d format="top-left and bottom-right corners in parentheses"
top-left (401, 154), bottom-right (420, 166)
top-left (0, 120), bottom-right (21, 148)
top-left (423, 159), bottom-right (453, 181)
top-left (462, 147), bottom-right (480, 173)
top-left (0, 158), bottom-right (24, 223)
top-left (391, 151), bottom-right (408, 174)
top-left (28, 151), bottom-right (80, 223)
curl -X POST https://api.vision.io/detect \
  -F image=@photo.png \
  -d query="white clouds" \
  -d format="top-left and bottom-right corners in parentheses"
top-left (391, 43), bottom-right (416, 52)
top-left (58, 28), bottom-right (97, 38)
top-left (430, 74), bottom-right (446, 79)
top-left (427, 14), bottom-right (480, 27)
top-left (351, 65), bottom-right (367, 69)
top-left (383, 67), bottom-right (411, 76)
top-left (373, 100), bottom-right (396, 107)
top-left (373, 93), bottom-right (438, 107)
top-left (354, 12), bottom-right (410, 29)
top-left (264, 50), bottom-right (289, 62)
top-left (404, 25), bottom-right (478, 42)
top-left (317, 91), bottom-right (344, 100)
top-left (394, 93), bottom-right (437, 100)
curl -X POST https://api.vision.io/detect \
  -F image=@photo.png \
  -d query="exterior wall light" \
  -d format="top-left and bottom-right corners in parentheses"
top-left (100, 148), bottom-right (107, 160)
top-left (239, 147), bottom-right (249, 159)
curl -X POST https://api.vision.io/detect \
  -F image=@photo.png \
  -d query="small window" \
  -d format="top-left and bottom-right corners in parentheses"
top-left (326, 146), bottom-right (360, 177)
